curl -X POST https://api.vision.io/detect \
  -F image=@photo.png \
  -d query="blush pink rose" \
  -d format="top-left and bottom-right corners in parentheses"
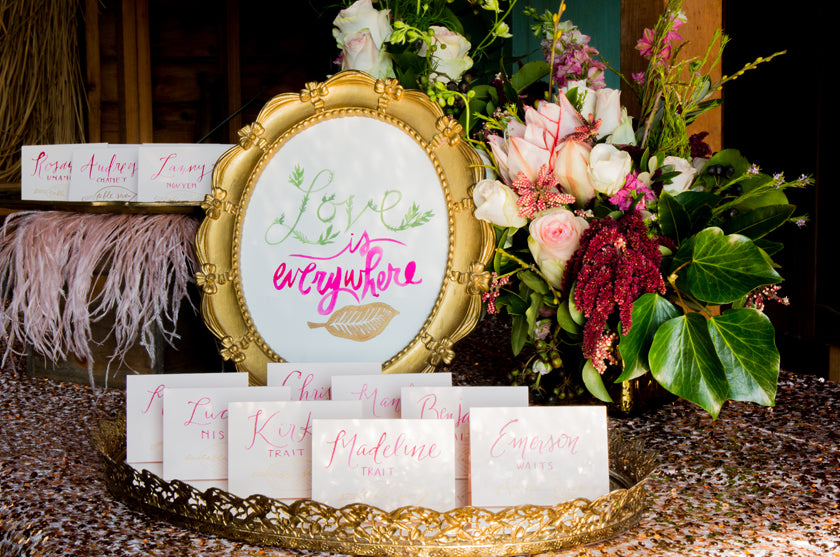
top-left (527, 208), bottom-right (589, 287)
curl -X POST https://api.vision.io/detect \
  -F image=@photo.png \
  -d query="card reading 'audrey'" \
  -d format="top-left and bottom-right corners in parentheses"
top-left (265, 362), bottom-right (381, 401)
top-left (68, 145), bottom-right (139, 201)
top-left (126, 372), bottom-right (248, 473)
top-left (469, 406), bottom-right (609, 508)
top-left (161, 386), bottom-right (291, 489)
top-left (400, 386), bottom-right (528, 506)
top-left (311, 418), bottom-right (455, 511)
top-left (330, 373), bottom-right (451, 418)
top-left (227, 400), bottom-right (362, 500)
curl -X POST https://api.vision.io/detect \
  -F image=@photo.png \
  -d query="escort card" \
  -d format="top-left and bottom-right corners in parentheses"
top-left (20, 143), bottom-right (105, 201)
top-left (311, 419), bottom-right (456, 511)
top-left (469, 406), bottom-right (609, 508)
top-left (227, 400), bottom-right (363, 500)
top-left (266, 361), bottom-right (381, 401)
top-left (401, 386), bottom-right (528, 506)
top-left (330, 373), bottom-right (452, 418)
top-left (137, 143), bottom-right (232, 202)
top-left (125, 372), bottom-right (248, 472)
top-left (162, 386), bottom-right (291, 490)
top-left (68, 145), bottom-right (139, 201)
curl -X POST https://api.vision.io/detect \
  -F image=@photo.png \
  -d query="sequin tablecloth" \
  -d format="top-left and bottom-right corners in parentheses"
top-left (1, 367), bottom-right (838, 556)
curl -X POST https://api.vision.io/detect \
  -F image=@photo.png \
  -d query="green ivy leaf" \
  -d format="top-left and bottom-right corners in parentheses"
top-left (511, 314), bottom-right (528, 356)
top-left (519, 269), bottom-right (550, 295)
top-left (616, 293), bottom-right (680, 382)
top-left (721, 204), bottom-right (796, 240)
top-left (658, 191), bottom-right (692, 244)
top-left (708, 309), bottom-right (779, 406)
top-left (555, 297), bottom-right (581, 334)
top-left (685, 227), bottom-right (782, 304)
top-left (510, 60), bottom-right (550, 93)
top-left (582, 360), bottom-right (613, 403)
top-left (650, 313), bottom-right (728, 419)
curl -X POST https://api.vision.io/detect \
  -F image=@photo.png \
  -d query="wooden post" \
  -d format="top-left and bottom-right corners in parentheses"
top-left (84, 0), bottom-right (102, 143)
top-left (117, 0), bottom-right (153, 143)
top-left (620, 0), bottom-right (722, 152)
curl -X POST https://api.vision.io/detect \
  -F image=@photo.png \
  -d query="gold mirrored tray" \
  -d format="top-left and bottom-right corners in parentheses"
top-left (93, 415), bottom-right (658, 556)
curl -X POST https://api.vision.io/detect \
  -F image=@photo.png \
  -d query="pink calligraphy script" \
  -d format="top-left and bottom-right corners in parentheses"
top-left (281, 370), bottom-right (329, 401)
top-left (490, 419), bottom-right (580, 459)
top-left (245, 409), bottom-right (312, 450)
top-left (150, 153), bottom-right (212, 181)
top-left (324, 429), bottom-right (441, 468)
top-left (31, 151), bottom-right (71, 179)
top-left (417, 394), bottom-right (470, 427)
top-left (273, 231), bottom-right (422, 315)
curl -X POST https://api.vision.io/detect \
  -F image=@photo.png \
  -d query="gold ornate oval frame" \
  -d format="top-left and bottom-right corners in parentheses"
top-left (196, 71), bottom-right (494, 385)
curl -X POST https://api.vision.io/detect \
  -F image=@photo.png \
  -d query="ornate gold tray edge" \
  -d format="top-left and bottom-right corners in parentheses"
top-left (92, 415), bottom-right (658, 556)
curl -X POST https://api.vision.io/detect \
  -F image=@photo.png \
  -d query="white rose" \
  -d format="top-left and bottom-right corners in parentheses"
top-left (607, 108), bottom-right (636, 146)
top-left (333, 0), bottom-right (392, 49)
top-left (472, 179), bottom-right (527, 228)
top-left (341, 30), bottom-right (394, 79)
top-left (661, 156), bottom-right (698, 195)
top-left (418, 26), bottom-right (473, 83)
top-left (592, 88), bottom-right (622, 139)
top-left (588, 143), bottom-right (632, 195)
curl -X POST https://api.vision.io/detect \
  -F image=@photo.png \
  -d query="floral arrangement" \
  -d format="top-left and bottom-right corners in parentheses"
top-left (331, 0), bottom-right (809, 419)
top-left (470, 0), bottom-right (808, 418)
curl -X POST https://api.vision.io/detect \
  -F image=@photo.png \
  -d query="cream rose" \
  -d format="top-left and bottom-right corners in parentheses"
top-left (661, 155), bottom-right (698, 195)
top-left (333, 0), bottom-right (392, 50)
top-left (472, 179), bottom-right (527, 228)
top-left (588, 143), bottom-right (632, 195)
top-left (527, 208), bottom-right (589, 288)
top-left (418, 26), bottom-right (473, 83)
top-left (553, 139), bottom-right (595, 206)
top-left (341, 30), bottom-right (394, 79)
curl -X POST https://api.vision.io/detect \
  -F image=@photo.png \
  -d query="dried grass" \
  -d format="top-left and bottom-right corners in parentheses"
top-left (0, 0), bottom-right (86, 183)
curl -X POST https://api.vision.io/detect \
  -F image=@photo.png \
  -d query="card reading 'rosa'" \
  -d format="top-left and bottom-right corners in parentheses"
top-left (265, 362), bottom-right (381, 401)
top-left (227, 400), bottom-right (363, 500)
top-left (162, 386), bottom-right (291, 489)
top-left (311, 419), bottom-right (456, 511)
top-left (137, 143), bottom-right (232, 202)
top-left (400, 386), bottom-right (528, 506)
top-left (68, 145), bottom-right (139, 201)
top-left (20, 144), bottom-right (105, 201)
top-left (125, 372), bottom-right (248, 472)
top-left (469, 406), bottom-right (609, 508)
top-left (330, 373), bottom-right (451, 418)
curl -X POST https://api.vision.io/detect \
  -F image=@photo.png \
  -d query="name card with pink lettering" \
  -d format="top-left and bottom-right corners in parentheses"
top-left (330, 373), bottom-right (451, 418)
top-left (137, 143), bottom-right (232, 202)
top-left (162, 386), bottom-right (291, 490)
top-left (125, 372), bottom-right (248, 475)
top-left (469, 406), bottom-right (609, 508)
top-left (227, 400), bottom-right (362, 501)
top-left (20, 143), bottom-right (106, 201)
top-left (401, 386), bottom-right (528, 506)
top-left (266, 361), bottom-right (381, 401)
top-left (312, 418), bottom-right (455, 511)
top-left (69, 145), bottom-right (139, 201)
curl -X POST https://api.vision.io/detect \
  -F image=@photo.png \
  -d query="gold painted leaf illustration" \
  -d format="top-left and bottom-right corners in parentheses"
top-left (307, 302), bottom-right (399, 342)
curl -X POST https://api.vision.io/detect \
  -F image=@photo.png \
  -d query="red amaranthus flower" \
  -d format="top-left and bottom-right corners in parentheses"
top-left (562, 212), bottom-right (666, 370)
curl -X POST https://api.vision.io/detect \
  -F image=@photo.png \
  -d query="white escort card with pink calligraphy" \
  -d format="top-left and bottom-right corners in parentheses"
top-left (137, 143), bottom-right (232, 202)
top-left (227, 400), bottom-right (363, 501)
top-left (330, 373), bottom-right (452, 418)
top-left (265, 362), bottom-right (381, 401)
top-left (469, 406), bottom-right (609, 508)
top-left (68, 145), bottom-right (139, 201)
top-left (20, 143), bottom-right (106, 201)
top-left (125, 372), bottom-right (248, 475)
top-left (311, 418), bottom-right (456, 511)
top-left (400, 386), bottom-right (528, 506)
top-left (162, 386), bottom-right (291, 491)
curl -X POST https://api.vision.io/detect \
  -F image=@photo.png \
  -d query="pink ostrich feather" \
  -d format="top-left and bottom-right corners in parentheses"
top-left (1, 211), bottom-right (199, 386)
